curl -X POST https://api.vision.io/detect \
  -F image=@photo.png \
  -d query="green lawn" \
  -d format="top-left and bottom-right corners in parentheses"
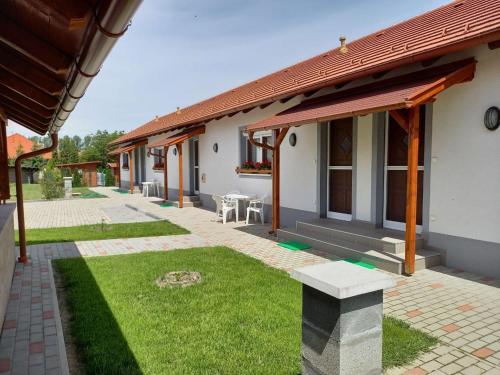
top-left (55, 247), bottom-right (437, 375)
top-left (17, 220), bottom-right (189, 245)
top-left (8, 183), bottom-right (106, 200)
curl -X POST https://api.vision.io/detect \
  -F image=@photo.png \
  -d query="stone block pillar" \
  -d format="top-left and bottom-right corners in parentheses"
top-left (291, 261), bottom-right (395, 375)
top-left (63, 176), bottom-right (73, 198)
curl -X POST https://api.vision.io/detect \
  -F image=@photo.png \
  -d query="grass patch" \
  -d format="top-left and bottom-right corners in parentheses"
top-left (17, 220), bottom-right (189, 245)
top-left (55, 247), bottom-right (436, 374)
top-left (8, 183), bottom-right (106, 200)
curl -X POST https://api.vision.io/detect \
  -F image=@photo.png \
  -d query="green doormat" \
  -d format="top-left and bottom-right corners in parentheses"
top-left (277, 241), bottom-right (311, 251)
top-left (160, 202), bottom-right (175, 208)
top-left (343, 258), bottom-right (376, 269)
top-left (113, 189), bottom-right (129, 194)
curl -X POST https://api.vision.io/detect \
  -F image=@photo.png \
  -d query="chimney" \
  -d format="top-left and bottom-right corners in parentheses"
top-left (176, 107), bottom-right (182, 115)
top-left (339, 35), bottom-right (348, 54)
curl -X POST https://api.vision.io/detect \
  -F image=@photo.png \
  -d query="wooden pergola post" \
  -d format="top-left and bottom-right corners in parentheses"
top-left (163, 146), bottom-right (169, 201)
top-left (404, 107), bottom-right (420, 275)
top-left (0, 114), bottom-right (9, 203)
top-left (128, 150), bottom-right (134, 194)
top-left (249, 127), bottom-right (289, 233)
top-left (176, 143), bottom-right (183, 208)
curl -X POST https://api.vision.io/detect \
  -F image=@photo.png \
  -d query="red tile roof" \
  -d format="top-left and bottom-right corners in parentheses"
top-left (7, 133), bottom-right (51, 160)
top-left (247, 59), bottom-right (476, 131)
top-left (113, 0), bottom-right (500, 145)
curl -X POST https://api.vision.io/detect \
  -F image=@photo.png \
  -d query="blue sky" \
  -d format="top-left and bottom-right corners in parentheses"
top-left (8, 0), bottom-right (449, 137)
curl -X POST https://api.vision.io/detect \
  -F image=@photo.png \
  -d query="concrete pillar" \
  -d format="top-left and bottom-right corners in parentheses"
top-left (63, 176), bottom-right (73, 198)
top-left (291, 262), bottom-right (395, 375)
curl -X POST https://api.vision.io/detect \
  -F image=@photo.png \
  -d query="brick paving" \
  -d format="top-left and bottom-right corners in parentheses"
top-left (1, 187), bottom-right (499, 374)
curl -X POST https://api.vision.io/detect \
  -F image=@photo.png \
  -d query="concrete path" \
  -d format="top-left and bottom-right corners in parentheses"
top-left (1, 187), bottom-right (499, 374)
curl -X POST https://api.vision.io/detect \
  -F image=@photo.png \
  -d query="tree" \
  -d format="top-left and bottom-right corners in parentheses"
top-left (80, 130), bottom-right (124, 168)
top-left (53, 135), bottom-right (79, 165)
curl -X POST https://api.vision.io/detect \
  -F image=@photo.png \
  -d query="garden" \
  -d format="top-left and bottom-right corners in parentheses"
top-left (55, 247), bottom-right (437, 375)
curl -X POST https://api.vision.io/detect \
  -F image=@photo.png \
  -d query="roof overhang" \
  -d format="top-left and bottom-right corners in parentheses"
top-left (0, 0), bottom-right (142, 135)
top-left (109, 139), bottom-right (147, 155)
top-left (147, 125), bottom-right (206, 149)
top-left (247, 58), bottom-right (476, 132)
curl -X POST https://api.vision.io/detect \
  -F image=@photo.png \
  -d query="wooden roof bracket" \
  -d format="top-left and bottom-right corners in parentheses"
top-left (248, 130), bottom-right (275, 151)
top-left (389, 109), bottom-right (409, 133)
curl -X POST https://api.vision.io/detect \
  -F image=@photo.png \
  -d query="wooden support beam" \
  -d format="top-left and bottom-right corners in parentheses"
top-left (0, 69), bottom-right (59, 109)
top-left (4, 113), bottom-right (47, 134)
top-left (163, 146), bottom-right (169, 201)
top-left (248, 130), bottom-right (274, 151)
top-left (0, 44), bottom-right (64, 95)
top-left (128, 151), bottom-right (134, 194)
top-left (271, 127), bottom-right (289, 233)
top-left (372, 70), bottom-right (390, 79)
top-left (279, 96), bottom-right (294, 104)
top-left (259, 102), bottom-right (272, 109)
top-left (389, 109), bottom-right (409, 133)
top-left (0, 88), bottom-right (54, 118)
top-left (37, 0), bottom-right (91, 28)
top-left (404, 107), bottom-right (420, 275)
top-left (0, 15), bottom-right (72, 74)
top-left (177, 143), bottom-right (183, 208)
top-left (0, 118), bottom-right (10, 202)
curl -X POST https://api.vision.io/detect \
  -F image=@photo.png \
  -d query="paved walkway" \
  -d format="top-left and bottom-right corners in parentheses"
top-left (1, 187), bottom-right (499, 374)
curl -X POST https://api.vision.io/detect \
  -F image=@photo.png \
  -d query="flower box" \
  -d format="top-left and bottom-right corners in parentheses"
top-left (235, 167), bottom-right (272, 175)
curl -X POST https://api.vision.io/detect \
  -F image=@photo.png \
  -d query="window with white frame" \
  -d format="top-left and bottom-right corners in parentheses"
top-left (240, 130), bottom-right (272, 170)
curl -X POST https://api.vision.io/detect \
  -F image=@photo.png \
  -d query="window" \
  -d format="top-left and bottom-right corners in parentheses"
top-left (240, 130), bottom-right (272, 170)
top-left (122, 153), bottom-right (129, 169)
top-left (153, 148), bottom-right (164, 169)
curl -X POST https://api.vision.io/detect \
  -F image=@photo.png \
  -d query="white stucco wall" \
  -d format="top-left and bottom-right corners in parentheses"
top-left (355, 115), bottom-right (373, 222)
top-left (197, 98), bottom-right (317, 213)
top-left (429, 45), bottom-right (500, 244)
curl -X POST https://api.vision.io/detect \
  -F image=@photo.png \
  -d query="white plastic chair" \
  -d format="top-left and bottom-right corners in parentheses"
top-left (246, 194), bottom-right (267, 224)
top-left (212, 195), bottom-right (236, 224)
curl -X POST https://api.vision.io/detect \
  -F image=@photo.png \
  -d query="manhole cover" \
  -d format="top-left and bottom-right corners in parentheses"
top-left (155, 271), bottom-right (202, 288)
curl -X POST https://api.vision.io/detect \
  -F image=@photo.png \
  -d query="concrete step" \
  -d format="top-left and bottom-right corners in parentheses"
top-left (277, 228), bottom-right (440, 275)
top-left (165, 200), bottom-right (201, 208)
top-left (181, 195), bottom-right (200, 202)
top-left (296, 220), bottom-right (424, 254)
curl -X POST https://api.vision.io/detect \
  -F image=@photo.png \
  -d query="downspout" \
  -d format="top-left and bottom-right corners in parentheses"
top-left (16, 133), bottom-right (58, 263)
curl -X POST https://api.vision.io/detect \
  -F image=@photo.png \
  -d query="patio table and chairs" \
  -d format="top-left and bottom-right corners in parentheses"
top-left (212, 194), bottom-right (236, 224)
top-left (224, 192), bottom-right (256, 223)
top-left (246, 194), bottom-right (267, 224)
top-left (142, 181), bottom-right (160, 197)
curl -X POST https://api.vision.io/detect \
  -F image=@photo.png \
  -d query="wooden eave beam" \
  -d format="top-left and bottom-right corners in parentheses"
top-left (0, 89), bottom-right (53, 118)
top-left (408, 62), bottom-right (476, 106)
top-left (372, 70), bottom-right (390, 79)
top-left (488, 39), bottom-right (500, 50)
top-left (37, 0), bottom-right (91, 28)
top-left (259, 102), bottom-right (272, 109)
top-left (0, 15), bottom-right (72, 74)
top-left (389, 109), bottom-right (409, 133)
top-left (6, 106), bottom-right (50, 127)
top-left (0, 95), bottom-right (52, 120)
top-left (303, 89), bottom-right (320, 98)
top-left (0, 44), bottom-right (64, 95)
top-left (0, 69), bottom-right (59, 109)
top-left (279, 96), bottom-right (294, 104)
top-left (7, 113), bottom-right (47, 134)
top-left (421, 56), bottom-right (442, 67)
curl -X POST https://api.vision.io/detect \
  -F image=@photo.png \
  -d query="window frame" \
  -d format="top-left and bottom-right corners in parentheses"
top-left (122, 153), bottom-right (129, 169)
top-left (152, 148), bottom-right (164, 169)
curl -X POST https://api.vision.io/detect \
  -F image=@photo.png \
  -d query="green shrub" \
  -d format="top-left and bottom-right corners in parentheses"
top-left (39, 166), bottom-right (63, 200)
top-left (72, 170), bottom-right (82, 187)
top-left (104, 168), bottom-right (114, 186)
